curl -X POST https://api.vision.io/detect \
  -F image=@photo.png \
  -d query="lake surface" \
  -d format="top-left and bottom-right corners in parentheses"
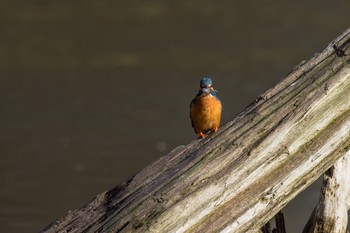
top-left (1, 1), bottom-right (350, 232)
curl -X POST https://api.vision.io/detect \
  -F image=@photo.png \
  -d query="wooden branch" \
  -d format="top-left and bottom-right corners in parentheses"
top-left (260, 211), bottom-right (287, 233)
top-left (274, 211), bottom-right (287, 233)
top-left (42, 28), bottom-right (350, 233)
top-left (261, 222), bottom-right (273, 233)
top-left (303, 152), bottom-right (350, 233)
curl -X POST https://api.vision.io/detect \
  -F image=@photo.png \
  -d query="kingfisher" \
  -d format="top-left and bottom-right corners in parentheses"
top-left (190, 77), bottom-right (222, 138)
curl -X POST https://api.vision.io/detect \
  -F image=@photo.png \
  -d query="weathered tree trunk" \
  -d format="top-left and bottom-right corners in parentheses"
top-left (42, 28), bottom-right (350, 233)
top-left (303, 153), bottom-right (350, 233)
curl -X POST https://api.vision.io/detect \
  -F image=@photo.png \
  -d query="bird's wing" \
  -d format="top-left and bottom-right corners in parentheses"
top-left (190, 98), bottom-right (195, 128)
top-left (211, 90), bottom-right (223, 112)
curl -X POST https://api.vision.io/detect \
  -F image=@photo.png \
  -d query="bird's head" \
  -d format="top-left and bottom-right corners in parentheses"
top-left (200, 77), bottom-right (217, 94)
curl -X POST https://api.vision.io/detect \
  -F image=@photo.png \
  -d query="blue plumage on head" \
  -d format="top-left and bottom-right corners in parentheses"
top-left (200, 77), bottom-right (213, 88)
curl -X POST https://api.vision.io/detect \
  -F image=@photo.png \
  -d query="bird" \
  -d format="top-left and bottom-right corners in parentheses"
top-left (190, 77), bottom-right (222, 138)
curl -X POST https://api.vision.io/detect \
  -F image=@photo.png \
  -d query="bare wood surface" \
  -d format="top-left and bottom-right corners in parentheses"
top-left (42, 28), bottom-right (350, 233)
top-left (303, 153), bottom-right (350, 233)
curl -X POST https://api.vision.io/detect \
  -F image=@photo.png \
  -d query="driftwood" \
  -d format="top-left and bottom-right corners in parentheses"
top-left (42, 28), bottom-right (350, 233)
top-left (303, 153), bottom-right (350, 233)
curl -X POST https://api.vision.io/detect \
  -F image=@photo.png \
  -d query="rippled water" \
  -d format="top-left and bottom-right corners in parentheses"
top-left (1, 1), bottom-right (350, 232)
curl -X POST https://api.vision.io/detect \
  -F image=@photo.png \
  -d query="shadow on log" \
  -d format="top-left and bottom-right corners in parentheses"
top-left (42, 28), bottom-right (350, 233)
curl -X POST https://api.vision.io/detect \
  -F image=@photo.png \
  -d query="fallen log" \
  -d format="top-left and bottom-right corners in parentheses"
top-left (42, 28), bottom-right (350, 233)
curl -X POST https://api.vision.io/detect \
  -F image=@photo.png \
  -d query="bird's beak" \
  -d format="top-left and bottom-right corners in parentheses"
top-left (211, 87), bottom-right (218, 92)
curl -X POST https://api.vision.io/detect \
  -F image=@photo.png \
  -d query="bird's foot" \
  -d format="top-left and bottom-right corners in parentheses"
top-left (214, 127), bottom-right (219, 132)
top-left (199, 132), bottom-right (205, 138)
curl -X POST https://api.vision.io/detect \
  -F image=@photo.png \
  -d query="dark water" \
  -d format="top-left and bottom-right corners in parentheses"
top-left (1, 1), bottom-right (350, 232)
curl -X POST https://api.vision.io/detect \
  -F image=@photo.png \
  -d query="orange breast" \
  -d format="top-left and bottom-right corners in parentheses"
top-left (190, 95), bottom-right (222, 134)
